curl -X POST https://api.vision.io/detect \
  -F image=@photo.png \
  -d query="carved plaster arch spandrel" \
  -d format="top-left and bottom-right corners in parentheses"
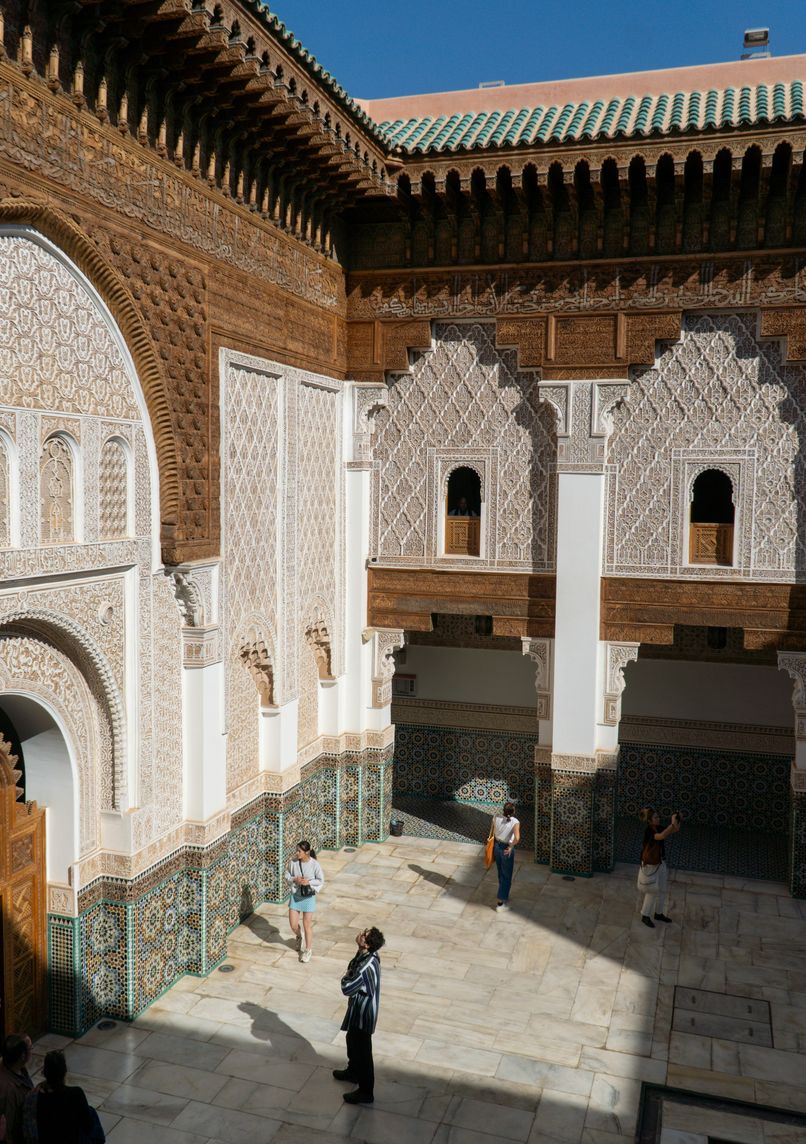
top-left (0, 201), bottom-right (179, 543)
top-left (442, 461), bottom-right (486, 500)
top-left (0, 610), bottom-right (126, 810)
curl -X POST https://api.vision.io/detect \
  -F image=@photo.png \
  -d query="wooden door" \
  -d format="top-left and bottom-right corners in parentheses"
top-left (0, 734), bottom-right (47, 1038)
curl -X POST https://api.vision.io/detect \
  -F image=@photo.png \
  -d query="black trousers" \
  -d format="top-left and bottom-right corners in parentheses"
top-left (346, 1028), bottom-right (374, 1096)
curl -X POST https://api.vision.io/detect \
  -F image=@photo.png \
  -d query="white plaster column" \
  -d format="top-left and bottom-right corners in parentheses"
top-left (168, 563), bottom-right (227, 823)
top-left (778, 651), bottom-right (806, 769)
top-left (343, 382), bottom-right (395, 733)
top-left (549, 379), bottom-right (632, 768)
top-left (552, 470), bottom-right (606, 760)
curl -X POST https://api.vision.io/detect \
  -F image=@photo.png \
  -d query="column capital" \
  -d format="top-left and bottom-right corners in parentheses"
top-left (603, 641), bottom-right (639, 726)
top-left (366, 627), bottom-right (405, 707)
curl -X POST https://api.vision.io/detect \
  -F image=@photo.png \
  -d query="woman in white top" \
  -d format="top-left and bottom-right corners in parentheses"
top-left (284, 840), bottom-right (324, 962)
top-left (491, 802), bottom-right (520, 911)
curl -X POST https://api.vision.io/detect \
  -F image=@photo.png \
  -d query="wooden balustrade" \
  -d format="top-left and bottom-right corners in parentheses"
top-left (446, 515), bottom-right (480, 556)
top-left (689, 522), bottom-right (734, 566)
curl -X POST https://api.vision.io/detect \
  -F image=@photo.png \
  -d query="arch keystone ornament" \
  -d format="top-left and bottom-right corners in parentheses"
top-left (0, 734), bottom-right (47, 1038)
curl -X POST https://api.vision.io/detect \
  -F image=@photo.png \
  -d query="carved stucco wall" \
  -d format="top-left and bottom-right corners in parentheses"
top-left (371, 321), bottom-right (557, 569)
top-left (221, 351), bottom-right (344, 790)
top-left (0, 230), bottom-right (183, 863)
top-left (606, 312), bottom-right (806, 580)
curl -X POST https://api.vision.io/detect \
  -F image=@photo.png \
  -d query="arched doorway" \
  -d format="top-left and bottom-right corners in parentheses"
top-left (0, 732), bottom-right (47, 1039)
top-left (0, 696), bottom-right (77, 885)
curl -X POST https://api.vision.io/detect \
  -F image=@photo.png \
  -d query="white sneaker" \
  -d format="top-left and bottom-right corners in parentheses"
top-left (496, 903), bottom-right (508, 912)
top-left (301, 949), bottom-right (312, 963)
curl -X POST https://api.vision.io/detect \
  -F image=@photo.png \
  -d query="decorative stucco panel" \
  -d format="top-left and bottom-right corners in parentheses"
top-left (371, 321), bottom-right (556, 570)
top-left (606, 312), bottom-right (806, 580)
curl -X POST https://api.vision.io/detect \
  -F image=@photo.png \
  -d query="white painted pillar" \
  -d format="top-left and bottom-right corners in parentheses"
top-left (181, 626), bottom-right (226, 822)
top-left (552, 471), bottom-right (606, 759)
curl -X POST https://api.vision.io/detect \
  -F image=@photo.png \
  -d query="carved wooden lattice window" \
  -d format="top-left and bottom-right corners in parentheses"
top-left (40, 436), bottom-right (74, 544)
top-left (0, 438), bottom-right (10, 547)
top-left (689, 469), bottom-right (734, 566)
top-left (99, 438), bottom-right (128, 539)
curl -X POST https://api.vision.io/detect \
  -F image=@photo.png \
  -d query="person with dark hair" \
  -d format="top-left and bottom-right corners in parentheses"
top-left (637, 806), bottom-right (681, 928)
top-left (0, 1035), bottom-right (32, 1144)
top-left (23, 1050), bottom-right (101, 1144)
top-left (490, 801), bottom-right (520, 911)
top-left (332, 926), bottom-right (385, 1105)
top-left (283, 839), bottom-right (324, 963)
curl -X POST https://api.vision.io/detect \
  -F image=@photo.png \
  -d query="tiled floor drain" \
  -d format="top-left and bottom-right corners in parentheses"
top-left (672, 986), bottom-right (773, 1046)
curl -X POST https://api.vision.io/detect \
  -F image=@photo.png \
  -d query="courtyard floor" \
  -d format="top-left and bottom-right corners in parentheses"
top-left (37, 836), bottom-right (806, 1143)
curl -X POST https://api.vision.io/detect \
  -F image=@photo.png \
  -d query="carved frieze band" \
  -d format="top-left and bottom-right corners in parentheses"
top-left (346, 319), bottom-right (432, 382)
top-left (550, 751), bottom-right (620, 774)
top-left (496, 311), bottom-right (683, 379)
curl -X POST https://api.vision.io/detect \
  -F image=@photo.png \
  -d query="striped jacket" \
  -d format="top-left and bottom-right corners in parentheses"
top-left (340, 950), bottom-right (382, 1033)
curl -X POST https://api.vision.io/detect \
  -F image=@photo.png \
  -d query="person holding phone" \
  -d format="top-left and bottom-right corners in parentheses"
top-left (637, 807), bottom-right (681, 928)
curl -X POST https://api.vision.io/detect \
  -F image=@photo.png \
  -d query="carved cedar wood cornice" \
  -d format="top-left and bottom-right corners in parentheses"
top-left (367, 566), bottom-right (556, 637)
top-left (601, 576), bottom-right (806, 650)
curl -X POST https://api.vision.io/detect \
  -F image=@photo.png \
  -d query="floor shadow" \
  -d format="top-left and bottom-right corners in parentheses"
top-left (238, 1000), bottom-right (319, 1063)
top-left (408, 863), bottom-right (450, 888)
top-left (392, 795), bottom-right (535, 849)
top-left (243, 913), bottom-right (296, 950)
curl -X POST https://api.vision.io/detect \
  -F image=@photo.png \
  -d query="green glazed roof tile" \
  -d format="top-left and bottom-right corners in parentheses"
top-left (377, 78), bottom-right (805, 153)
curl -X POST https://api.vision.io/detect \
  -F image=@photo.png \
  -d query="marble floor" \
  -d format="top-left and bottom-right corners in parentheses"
top-left (34, 836), bottom-right (806, 1143)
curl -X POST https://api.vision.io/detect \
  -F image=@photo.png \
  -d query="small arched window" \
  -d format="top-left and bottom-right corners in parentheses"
top-left (40, 435), bottom-right (75, 544)
top-left (445, 467), bottom-right (481, 557)
top-left (689, 469), bottom-right (734, 565)
top-left (99, 437), bottom-right (130, 539)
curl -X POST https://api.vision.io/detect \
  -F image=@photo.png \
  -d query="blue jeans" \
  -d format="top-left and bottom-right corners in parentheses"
top-left (494, 841), bottom-right (514, 901)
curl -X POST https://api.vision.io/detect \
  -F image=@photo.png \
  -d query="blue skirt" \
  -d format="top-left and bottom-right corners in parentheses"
top-left (290, 893), bottom-right (317, 913)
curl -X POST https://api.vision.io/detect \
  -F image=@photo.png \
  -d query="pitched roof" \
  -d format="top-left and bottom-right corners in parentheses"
top-left (358, 56), bottom-right (806, 154)
top-left (244, 0), bottom-right (386, 145)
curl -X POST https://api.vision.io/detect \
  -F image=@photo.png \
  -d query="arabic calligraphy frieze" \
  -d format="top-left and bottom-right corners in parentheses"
top-left (0, 75), bottom-right (343, 312)
top-left (347, 257), bottom-right (806, 321)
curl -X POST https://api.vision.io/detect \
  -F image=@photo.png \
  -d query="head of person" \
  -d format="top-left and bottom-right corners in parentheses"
top-left (457, 497), bottom-right (468, 513)
top-left (357, 926), bottom-right (385, 953)
top-left (1, 1034), bottom-right (30, 1072)
top-left (42, 1051), bottom-right (68, 1090)
top-left (502, 802), bottom-right (515, 820)
top-left (639, 806), bottom-right (660, 828)
top-left (296, 840), bottom-right (316, 860)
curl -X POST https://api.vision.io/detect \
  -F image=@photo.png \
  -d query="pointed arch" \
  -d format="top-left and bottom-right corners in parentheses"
top-left (0, 199), bottom-right (179, 541)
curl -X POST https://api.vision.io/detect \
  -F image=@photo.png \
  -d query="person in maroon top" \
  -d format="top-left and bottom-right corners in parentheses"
top-left (638, 807), bottom-right (681, 928)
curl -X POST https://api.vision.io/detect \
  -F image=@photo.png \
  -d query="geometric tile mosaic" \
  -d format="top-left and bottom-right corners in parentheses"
top-left (47, 749), bottom-right (393, 1036)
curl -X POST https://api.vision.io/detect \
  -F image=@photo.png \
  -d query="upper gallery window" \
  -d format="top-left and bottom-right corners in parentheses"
top-left (445, 467), bottom-right (481, 557)
top-left (689, 469), bottom-right (734, 566)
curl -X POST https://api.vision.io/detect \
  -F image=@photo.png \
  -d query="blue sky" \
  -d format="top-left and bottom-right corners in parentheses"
top-left (271, 1), bottom-right (806, 101)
